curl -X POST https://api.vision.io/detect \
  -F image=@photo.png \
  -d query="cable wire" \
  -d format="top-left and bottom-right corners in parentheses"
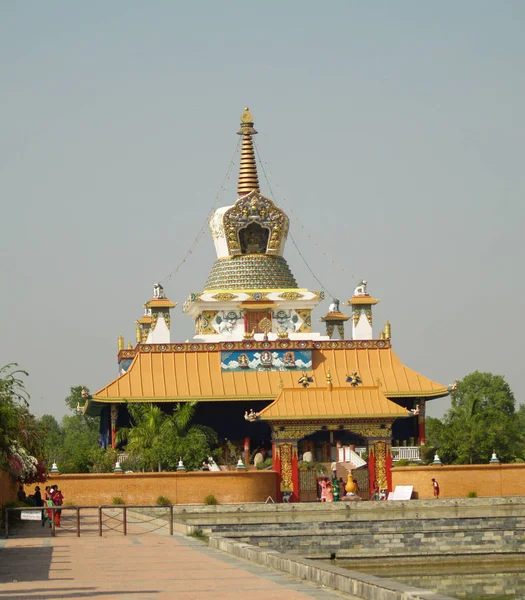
top-left (159, 138), bottom-right (241, 284)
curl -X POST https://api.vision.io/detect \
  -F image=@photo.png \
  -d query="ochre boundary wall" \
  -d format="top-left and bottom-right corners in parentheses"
top-left (392, 463), bottom-right (525, 499)
top-left (42, 470), bottom-right (278, 505)
top-left (0, 470), bottom-right (17, 507)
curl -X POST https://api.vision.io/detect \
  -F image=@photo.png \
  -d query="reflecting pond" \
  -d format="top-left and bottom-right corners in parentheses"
top-left (338, 559), bottom-right (525, 599)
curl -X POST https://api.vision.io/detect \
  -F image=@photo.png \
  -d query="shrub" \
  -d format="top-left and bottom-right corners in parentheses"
top-left (156, 496), bottom-right (171, 506)
top-left (204, 494), bottom-right (218, 505)
top-left (112, 497), bottom-right (125, 505)
top-left (395, 459), bottom-right (410, 467)
top-left (188, 528), bottom-right (208, 542)
top-left (467, 491), bottom-right (478, 498)
top-left (3, 500), bottom-right (28, 525)
top-left (256, 458), bottom-right (273, 470)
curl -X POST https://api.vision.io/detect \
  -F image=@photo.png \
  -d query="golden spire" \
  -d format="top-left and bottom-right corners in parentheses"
top-left (237, 107), bottom-right (260, 196)
top-left (117, 335), bottom-right (124, 351)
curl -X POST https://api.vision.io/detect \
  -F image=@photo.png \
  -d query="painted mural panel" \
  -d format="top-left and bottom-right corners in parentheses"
top-left (221, 349), bottom-right (312, 372)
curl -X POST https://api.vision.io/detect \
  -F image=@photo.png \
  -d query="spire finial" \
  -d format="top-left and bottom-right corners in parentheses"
top-left (237, 107), bottom-right (260, 196)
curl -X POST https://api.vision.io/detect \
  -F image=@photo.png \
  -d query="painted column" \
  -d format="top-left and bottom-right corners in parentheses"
top-left (273, 441), bottom-right (300, 502)
top-left (368, 439), bottom-right (393, 494)
top-left (110, 404), bottom-right (118, 449)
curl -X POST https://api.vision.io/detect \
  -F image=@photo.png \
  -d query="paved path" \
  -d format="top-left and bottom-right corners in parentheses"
top-left (0, 527), bottom-right (356, 600)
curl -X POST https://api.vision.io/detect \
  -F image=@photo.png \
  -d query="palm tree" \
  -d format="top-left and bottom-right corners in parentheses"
top-left (116, 404), bottom-right (167, 471)
top-left (116, 402), bottom-right (217, 472)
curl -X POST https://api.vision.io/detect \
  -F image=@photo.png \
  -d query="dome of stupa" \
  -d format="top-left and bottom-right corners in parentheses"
top-left (204, 109), bottom-right (296, 291)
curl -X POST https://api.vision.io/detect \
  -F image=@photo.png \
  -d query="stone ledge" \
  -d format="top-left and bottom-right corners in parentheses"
top-left (208, 534), bottom-right (456, 600)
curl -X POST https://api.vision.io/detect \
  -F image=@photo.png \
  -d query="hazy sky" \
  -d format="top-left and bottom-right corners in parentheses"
top-left (1, 1), bottom-right (524, 421)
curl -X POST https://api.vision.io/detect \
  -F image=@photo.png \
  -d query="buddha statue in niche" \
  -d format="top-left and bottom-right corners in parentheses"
top-left (239, 223), bottom-right (269, 254)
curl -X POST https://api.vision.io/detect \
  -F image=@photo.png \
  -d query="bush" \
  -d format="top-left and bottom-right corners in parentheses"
top-left (188, 528), bottom-right (208, 542)
top-left (395, 459), bottom-right (410, 467)
top-left (204, 494), bottom-right (218, 505)
top-left (256, 458), bottom-right (273, 470)
top-left (112, 497), bottom-right (125, 505)
top-left (3, 500), bottom-right (29, 526)
top-left (467, 491), bottom-right (478, 498)
top-left (156, 496), bottom-right (171, 506)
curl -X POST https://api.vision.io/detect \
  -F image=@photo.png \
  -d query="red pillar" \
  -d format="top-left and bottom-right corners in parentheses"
top-left (418, 401), bottom-right (426, 445)
top-left (243, 437), bottom-right (251, 467)
top-left (110, 404), bottom-right (118, 449)
top-left (272, 442), bottom-right (281, 501)
top-left (291, 446), bottom-right (299, 502)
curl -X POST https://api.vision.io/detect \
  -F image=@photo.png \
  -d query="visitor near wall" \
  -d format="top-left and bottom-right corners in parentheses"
top-left (432, 478), bottom-right (440, 499)
top-left (17, 485), bottom-right (26, 502)
top-left (53, 488), bottom-right (64, 527)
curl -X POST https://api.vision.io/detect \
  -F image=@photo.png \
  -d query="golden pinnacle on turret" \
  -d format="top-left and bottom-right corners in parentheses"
top-left (237, 107), bottom-right (260, 197)
top-left (118, 335), bottom-right (124, 351)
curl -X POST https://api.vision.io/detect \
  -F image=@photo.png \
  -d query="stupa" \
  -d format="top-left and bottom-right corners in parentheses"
top-left (84, 109), bottom-right (449, 501)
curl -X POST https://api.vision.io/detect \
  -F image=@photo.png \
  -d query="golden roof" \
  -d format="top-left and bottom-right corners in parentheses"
top-left (257, 387), bottom-right (409, 420)
top-left (145, 298), bottom-right (177, 309)
top-left (90, 343), bottom-right (448, 405)
top-left (320, 312), bottom-right (350, 322)
top-left (346, 295), bottom-right (380, 306)
top-left (136, 315), bottom-right (153, 324)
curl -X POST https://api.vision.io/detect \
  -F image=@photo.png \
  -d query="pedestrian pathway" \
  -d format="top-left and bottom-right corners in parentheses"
top-left (0, 531), bottom-right (357, 599)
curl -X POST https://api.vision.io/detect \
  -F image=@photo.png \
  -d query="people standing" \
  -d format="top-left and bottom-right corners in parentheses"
top-left (53, 488), bottom-right (64, 527)
top-left (44, 486), bottom-right (54, 528)
top-left (325, 479), bottom-right (334, 502)
top-left (319, 478), bottom-right (328, 502)
top-left (17, 485), bottom-right (27, 502)
top-left (432, 478), bottom-right (440, 499)
top-left (331, 460), bottom-right (337, 479)
top-left (333, 477), bottom-right (340, 502)
top-left (371, 479), bottom-right (380, 501)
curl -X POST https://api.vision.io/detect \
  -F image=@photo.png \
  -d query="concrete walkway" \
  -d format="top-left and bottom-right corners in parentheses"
top-left (0, 529), bottom-right (355, 600)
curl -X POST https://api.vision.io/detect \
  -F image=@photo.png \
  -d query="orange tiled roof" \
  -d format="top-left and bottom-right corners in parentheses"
top-left (257, 387), bottom-right (409, 420)
top-left (91, 344), bottom-right (448, 404)
top-left (145, 298), bottom-right (177, 309)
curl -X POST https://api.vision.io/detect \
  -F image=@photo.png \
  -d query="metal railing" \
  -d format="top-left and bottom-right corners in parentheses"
top-left (391, 446), bottom-right (421, 461)
top-left (4, 505), bottom-right (174, 539)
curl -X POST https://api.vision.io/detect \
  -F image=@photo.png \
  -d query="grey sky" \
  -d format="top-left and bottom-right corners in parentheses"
top-left (1, 1), bottom-right (524, 421)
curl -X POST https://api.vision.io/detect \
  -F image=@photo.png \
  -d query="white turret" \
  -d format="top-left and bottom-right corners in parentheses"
top-left (344, 280), bottom-right (380, 340)
top-left (136, 284), bottom-right (177, 344)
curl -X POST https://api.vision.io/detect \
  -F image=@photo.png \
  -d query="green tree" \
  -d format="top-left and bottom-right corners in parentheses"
top-left (0, 364), bottom-right (30, 458)
top-left (59, 414), bottom-right (99, 473)
top-left (426, 371), bottom-right (522, 464)
top-left (64, 385), bottom-right (87, 412)
top-left (161, 402), bottom-right (218, 471)
top-left (0, 364), bottom-right (47, 483)
top-left (116, 402), bottom-right (217, 472)
top-left (116, 404), bottom-right (166, 471)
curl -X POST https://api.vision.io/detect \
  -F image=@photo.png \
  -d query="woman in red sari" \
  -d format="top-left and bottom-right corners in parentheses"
top-left (53, 488), bottom-right (64, 527)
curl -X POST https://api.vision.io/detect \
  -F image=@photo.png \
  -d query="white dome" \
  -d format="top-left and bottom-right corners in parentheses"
top-left (209, 205), bottom-right (233, 259)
